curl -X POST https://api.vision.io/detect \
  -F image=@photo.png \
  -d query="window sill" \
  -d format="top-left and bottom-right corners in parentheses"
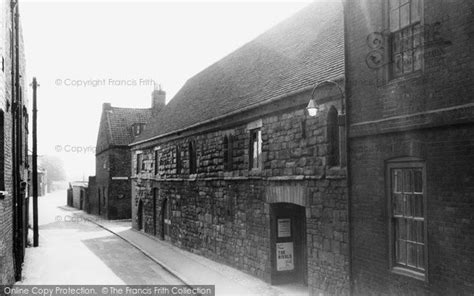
top-left (391, 266), bottom-right (426, 282)
top-left (386, 70), bottom-right (423, 87)
top-left (248, 168), bottom-right (262, 176)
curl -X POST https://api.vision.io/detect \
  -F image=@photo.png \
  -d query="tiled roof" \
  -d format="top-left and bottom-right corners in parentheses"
top-left (133, 1), bottom-right (344, 145)
top-left (97, 106), bottom-right (153, 152)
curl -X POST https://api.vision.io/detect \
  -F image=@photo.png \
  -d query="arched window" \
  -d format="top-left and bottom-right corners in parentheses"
top-left (189, 140), bottom-right (197, 174)
top-left (223, 135), bottom-right (233, 171)
top-left (327, 106), bottom-right (339, 167)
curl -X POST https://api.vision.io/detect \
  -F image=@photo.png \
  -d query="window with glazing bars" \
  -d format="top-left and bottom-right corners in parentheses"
top-left (389, 0), bottom-right (423, 78)
top-left (391, 165), bottom-right (426, 275)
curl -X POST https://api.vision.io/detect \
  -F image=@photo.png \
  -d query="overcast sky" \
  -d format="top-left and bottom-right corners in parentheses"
top-left (20, 0), bottom-right (311, 181)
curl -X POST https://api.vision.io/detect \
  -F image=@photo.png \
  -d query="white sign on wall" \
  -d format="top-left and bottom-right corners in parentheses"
top-left (276, 242), bottom-right (294, 271)
top-left (277, 218), bottom-right (291, 238)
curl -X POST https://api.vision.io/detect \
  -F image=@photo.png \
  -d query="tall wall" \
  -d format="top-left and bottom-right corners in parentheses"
top-left (132, 91), bottom-right (350, 295)
top-left (0, 0), bottom-right (28, 284)
top-left (108, 148), bottom-right (131, 219)
top-left (94, 150), bottom-right (110, 217)
top-left (94, 147), bottom-right (132, 219)
top-left (0, 0), bottom-right (15, 283)
top-left (346, 0), bottom-right (474, 295)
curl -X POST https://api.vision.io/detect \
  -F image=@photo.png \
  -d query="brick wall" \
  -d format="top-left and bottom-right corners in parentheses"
top-left (95, 151), bottom-right (109, 217)
top-left (131, 92), bottom-right (350, 295)
top-left (93, 147), bottom-right (132, 219)
top-left (0, 0), bottom-right (28, 284)
top-left (350, 127), bottom-right (474, 296)
top-left (0, 0), bottom-right (14, 284)
top-left (346, 0), bottom-right (474, 294)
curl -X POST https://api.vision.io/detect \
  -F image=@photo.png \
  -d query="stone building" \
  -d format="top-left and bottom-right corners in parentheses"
top-left (0, 0), bottom-right (30, 284)
top-left (345, 0), bottom-right (474, 295)
top-left (130, 2), bottom-right (349, 295)
top-left (89, 89), bottom-right (165, 219)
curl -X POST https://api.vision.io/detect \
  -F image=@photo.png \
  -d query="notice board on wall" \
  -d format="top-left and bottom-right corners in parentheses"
top-left (276, 242), bottom-right (294, 271)
top-left (277, 218), bottom-right (291, 238)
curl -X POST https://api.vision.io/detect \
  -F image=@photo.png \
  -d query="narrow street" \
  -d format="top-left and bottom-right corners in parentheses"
top-left (18, 190), bottom-right (183, 285)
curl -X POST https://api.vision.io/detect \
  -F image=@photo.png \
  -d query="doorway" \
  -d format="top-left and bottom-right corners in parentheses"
top-left (137, 199), bottom-right (144, 231)
top-left (79, 190), bottom-right (84, 210)
top-left (270, 203), bottom-right (307, 285)
top-left (98, 188), bottom-right (101, 215)
top-left (153, 189), bottom-right (158, 236)
top-left (160, 198), bottom-right (170, 240)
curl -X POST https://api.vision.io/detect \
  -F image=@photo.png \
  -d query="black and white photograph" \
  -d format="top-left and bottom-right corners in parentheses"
top-left (0, 0), bottom-right (473, 295)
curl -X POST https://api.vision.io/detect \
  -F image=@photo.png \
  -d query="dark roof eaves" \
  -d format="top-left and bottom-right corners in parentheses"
top-left (130, 75), bottom-right (345, 148)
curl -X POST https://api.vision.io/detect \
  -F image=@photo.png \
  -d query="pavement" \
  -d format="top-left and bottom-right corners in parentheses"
top-left (18, 190), bottom-right (308, 296)
top-left (72, 209), bottom-right (308, 296)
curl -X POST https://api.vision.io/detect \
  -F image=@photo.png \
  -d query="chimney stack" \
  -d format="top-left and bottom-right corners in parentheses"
top-left (151, 85), bottom-right (166, 113)
top-left (103, 102), bottom-right (112, 111)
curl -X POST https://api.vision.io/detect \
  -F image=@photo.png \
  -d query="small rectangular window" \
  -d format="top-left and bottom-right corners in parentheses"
top-left (154, 150), bottom-right (160, 175)
top-left (223, 135), bottom-right (233, 171)
top-left (136, 153), bottom-right (143, 174)
top-left (249, 129), bottom-right (262, 170)
top-left (189, 140), bottom-right (197, 174)
top-left (176, 145), bottom-right (181, 174)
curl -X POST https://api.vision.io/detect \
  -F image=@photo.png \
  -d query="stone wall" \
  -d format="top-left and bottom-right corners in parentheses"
top-left (131, 95), bottom-right (350, 295)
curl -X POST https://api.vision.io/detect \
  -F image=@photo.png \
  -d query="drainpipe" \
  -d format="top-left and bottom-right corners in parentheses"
top-left (32, 78), bottom-right (39, 247)
top-left (10, 0), bottom-right (23, 281)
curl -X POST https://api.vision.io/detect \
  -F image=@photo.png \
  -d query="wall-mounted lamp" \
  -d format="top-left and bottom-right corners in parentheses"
top-left (306, 80), bottom-right (345, 117)
top-left (306, 97), bottom-right (319, 117)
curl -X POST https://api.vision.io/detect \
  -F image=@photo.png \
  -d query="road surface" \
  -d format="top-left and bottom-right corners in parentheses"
top-left (18, 190), bottom-right (182, 285)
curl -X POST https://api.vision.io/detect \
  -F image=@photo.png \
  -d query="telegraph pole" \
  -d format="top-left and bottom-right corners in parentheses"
top-left (32, 77), bottom-right (39, 247)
